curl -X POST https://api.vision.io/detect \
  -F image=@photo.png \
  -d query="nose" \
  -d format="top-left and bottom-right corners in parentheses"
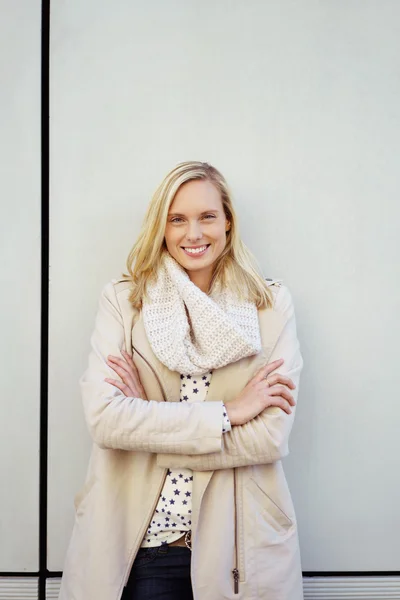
top-left (186, 220), bottom-right (203, 242)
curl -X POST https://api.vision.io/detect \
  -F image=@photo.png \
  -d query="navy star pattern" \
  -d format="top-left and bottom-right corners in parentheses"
top-left (141, 370), bottom-right (231, 548)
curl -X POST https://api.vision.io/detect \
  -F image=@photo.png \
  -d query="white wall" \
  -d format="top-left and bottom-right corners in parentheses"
top-left (48, 0), bottom-right (400, 574)
top-left (0, 0), bottom-right (41, 573)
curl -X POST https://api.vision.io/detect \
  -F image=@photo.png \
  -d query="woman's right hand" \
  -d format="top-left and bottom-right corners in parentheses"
top-left (225, 359), bottom-right (296, 426)
top-left (105, 350), bottom-right (148, 400)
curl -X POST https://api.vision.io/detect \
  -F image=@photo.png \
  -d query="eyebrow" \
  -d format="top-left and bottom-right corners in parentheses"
top-left (168, 210), bottom-right (220, 217)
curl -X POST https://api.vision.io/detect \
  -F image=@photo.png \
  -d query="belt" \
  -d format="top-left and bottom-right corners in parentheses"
top-left (168, 530), bottom-right (192, 550)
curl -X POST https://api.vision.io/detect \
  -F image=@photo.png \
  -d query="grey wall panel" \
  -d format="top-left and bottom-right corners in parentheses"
top-left (0, 1), bottom-right (41, 572)
top-left (48, 0), bottom-right (400, 571)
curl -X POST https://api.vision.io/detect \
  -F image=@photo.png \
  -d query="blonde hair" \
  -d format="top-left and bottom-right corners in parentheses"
top-left (124, 161), bottom-right (273, 309)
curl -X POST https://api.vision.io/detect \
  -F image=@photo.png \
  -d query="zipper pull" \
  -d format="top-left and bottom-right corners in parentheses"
top-left (232, 568), bottom-right (239, 594)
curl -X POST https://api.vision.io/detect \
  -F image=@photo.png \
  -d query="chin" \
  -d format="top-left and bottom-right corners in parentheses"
top-left (177, 254), bottom-right (211, 271)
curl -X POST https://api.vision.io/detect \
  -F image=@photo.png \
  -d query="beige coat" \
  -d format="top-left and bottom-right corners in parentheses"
top-left (59, 279), bottom-right (304, 600)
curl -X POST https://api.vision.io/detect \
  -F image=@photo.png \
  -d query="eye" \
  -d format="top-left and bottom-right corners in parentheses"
top-left (203, 214), bottom-right (216, 220)
top-left (170, 217), bottom-right (184, 223)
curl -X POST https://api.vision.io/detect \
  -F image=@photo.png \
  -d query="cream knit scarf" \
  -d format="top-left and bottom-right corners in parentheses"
top-left (142, 252), bottom-right (262, 376)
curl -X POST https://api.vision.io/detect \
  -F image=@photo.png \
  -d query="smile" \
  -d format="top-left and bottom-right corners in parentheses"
top-left (181, 244), bottom-right (210, 257)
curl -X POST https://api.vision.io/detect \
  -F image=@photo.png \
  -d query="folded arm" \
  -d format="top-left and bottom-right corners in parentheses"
top-left (81, 282), bottom-right (224, 454)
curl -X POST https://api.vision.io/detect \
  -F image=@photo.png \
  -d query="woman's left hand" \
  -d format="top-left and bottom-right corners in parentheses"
top-left (105, 350), bottom-right (148, 400)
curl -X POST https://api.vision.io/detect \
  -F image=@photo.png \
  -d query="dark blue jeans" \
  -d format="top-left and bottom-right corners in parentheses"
top-left (122, 546), bottom-right (193, 600)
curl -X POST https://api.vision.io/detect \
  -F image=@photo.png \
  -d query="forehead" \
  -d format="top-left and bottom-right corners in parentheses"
top-left (169, 179), bottom-right (223, 214)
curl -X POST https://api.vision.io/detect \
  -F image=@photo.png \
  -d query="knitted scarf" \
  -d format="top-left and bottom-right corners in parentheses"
top-left (142, 252), bottom-right (262, 376)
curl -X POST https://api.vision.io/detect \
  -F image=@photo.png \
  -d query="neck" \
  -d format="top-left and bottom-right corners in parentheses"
top-left (187, 268), bottom-right (212, 294)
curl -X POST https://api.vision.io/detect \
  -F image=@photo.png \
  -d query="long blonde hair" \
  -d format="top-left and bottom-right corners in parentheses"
top-left (124, 161), bottom-right (273, 309)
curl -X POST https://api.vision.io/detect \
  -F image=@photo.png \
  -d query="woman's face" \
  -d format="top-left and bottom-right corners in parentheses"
top-left (164, 179), bottom-right (230, 291)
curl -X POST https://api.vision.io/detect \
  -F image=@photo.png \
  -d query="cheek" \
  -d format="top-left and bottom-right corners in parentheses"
top-left (164, 230), bottom-right (185, 260)
top-left (164, 227), bottom-right (177, 248)
top-left (212, 225), bottom-right (229, 247)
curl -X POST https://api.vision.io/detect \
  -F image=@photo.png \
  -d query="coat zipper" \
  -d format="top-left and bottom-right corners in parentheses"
top-left (232, 468), bottom-right (239, 594)
top-left (121, 344), bottom-right (169, 593)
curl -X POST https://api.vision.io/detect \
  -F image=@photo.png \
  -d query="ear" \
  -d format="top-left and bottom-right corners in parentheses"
top-left (226, 221), bottom-right (231, 232)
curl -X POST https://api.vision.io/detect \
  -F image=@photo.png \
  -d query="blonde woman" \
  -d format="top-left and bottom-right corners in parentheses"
top-left (59, 162), bottom-right (304, 600)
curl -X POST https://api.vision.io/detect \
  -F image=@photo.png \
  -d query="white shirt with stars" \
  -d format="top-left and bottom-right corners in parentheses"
top-left (141, 370), bottom-right (232, 547)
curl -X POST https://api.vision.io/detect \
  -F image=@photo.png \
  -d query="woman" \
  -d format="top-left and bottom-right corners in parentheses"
top-left (59, 161), bottom-right (304, 600)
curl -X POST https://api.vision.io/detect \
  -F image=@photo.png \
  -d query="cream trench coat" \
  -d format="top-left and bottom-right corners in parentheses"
top-left (59, 278), bottom-right (304, 600)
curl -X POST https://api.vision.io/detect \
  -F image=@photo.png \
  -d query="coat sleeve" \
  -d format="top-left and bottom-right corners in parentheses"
top-left (81, 282), bottom-right (224, 454)
top-left (156, 285), bottom-right (303, 471)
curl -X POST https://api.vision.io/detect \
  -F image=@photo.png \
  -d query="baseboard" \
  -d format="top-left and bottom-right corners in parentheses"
top-left (303, 576), bottom-right (400, 599)
top-left (46, 576), bottom-right (400, 599)
top-left (2, 575), bottom-right (400, 599)
top-left (46, 579), bottom-right (60, 599)
top-left (0, 578), bottom-right (38, 599)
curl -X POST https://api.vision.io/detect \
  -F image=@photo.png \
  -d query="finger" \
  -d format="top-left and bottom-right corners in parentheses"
top-left (121, 349), bottom-right (134, 366)
top-left (266, 373), bottom-right (296, 390)
top-left (273, 398), bottom-right (293, 414)
top-left (107, 357), bottom-right (131, 377)
top-left (108, 354), bottom-right (124, 362)
top-left (107, 355), bottom-right (132, 372)
top-left (107, 356), bottom-right (138, 380)
top-left (104, 378), bottom-right (135, 396)
top-left (109, 354), bottom-right (142, 385)
top-left (253, 359), bottom-right (284, 384)
top-left (106, 360), bottom-right (137, 390)
top-left (121, 350), bottom-right (141, 377)
top-left (266, 395), bottom-right (293, 414)
top-left (106, 356), bottom-right (150, 402)
top-left (268, 384), bottom-right (295, 406)
top-left (120, 351), bottom-right (146, 397)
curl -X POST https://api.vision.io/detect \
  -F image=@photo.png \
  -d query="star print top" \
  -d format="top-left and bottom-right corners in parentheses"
top-left (141, 370), bottom-right (231, 547)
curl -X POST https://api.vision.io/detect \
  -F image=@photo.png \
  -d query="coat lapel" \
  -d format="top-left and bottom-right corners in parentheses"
top-left (206, 306), bottom-right (287, 403)
top-left (131, 313), bottom-right (181, 402)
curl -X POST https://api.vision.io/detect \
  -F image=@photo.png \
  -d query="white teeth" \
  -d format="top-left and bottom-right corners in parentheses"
top-left (184, 245), bottom-right (208, 254)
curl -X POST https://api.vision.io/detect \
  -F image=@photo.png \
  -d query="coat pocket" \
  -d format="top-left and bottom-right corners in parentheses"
top-left (246, 477), bottom-right (293, 532)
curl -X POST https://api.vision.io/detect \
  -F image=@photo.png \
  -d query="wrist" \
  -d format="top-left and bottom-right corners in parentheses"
top-left (225, 403), bottom-right (237, 427)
